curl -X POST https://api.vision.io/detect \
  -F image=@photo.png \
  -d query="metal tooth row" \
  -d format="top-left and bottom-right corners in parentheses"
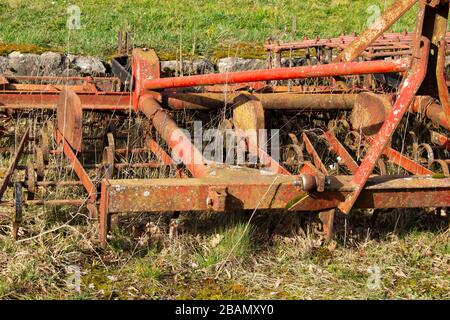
top-left (279, 125), bottom-right (449, 179)
top-left (264, 31), bottom-right (450, 68)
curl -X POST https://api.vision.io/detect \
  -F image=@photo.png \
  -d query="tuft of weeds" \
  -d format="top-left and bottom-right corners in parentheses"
top-left (196, 219), bottom-right (254, 269)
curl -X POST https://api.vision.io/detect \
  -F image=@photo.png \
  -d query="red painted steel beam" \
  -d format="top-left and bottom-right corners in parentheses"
top-left (233, 128), bottom-right (291, 175)
top-left (143, 59), bottom-right (410, 90)
top-left (302, 133), bottom-right (329, 174)
top-left (147, 139), bottom-right (176, 165)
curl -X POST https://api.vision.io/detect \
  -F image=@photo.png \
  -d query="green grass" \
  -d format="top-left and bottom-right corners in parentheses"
top-left (0, 0), bottom-right (417, 59)
top-left (196, 222), bottom-right (253, 268)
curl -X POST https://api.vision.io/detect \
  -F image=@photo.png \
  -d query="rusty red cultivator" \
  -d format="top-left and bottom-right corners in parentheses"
top-left (0, 0), bottom-right (449, 247)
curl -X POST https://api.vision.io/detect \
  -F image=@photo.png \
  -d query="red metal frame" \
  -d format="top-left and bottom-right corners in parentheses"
top-left (338, 37), bottom-right (431, 214)
top-left (0, 0), bottom-right (448, 245)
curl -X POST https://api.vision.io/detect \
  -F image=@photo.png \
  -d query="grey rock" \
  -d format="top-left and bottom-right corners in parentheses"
top-left (160, 60), bottom-right (179, 74)
top-left (160, 59), bottom-right (215, 75)
top-left (281, 57), bottom-right (307, 67)
top-left (8, 52), bottom-right (41, 76)
top-left (190, 59), bottom-right (215, 74)
top-left (67, 54), bottom-right (77, 64)
top-left (0, 56), bottom-right (9, 74)
top-left (40, 52), bottom-right (65, 71)
top-left (0, 51), bottom-right (111, 77)
top-left (8, 51), bottom-right (22, 59)
top-left (217, 57), bottom-right (265, 73)
top-left (71, 55), bottom-right (106, 76)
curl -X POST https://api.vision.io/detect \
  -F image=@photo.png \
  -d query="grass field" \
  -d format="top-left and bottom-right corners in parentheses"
top-left (0, 0), bottom-right (416, 59)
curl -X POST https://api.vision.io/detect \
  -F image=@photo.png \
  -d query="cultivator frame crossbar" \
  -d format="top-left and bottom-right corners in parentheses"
top-left (0, 0), bottom-right (449, 247)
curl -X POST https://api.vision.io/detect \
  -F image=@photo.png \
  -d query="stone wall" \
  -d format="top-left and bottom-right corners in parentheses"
top-left (0, 51), bottom-right (311, 78)
top-left (0, 51), bottom-right (107, 77)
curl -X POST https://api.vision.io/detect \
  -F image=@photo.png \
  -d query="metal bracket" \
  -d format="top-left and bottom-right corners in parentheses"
top-left (207, 186), bottom-right (228, 212)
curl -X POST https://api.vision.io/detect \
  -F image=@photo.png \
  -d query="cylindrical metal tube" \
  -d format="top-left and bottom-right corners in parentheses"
top-left (143, 59), bottom-right (409, 90)
top-left (139, 95), bottom-right (208, 178)
top-left (161, 93), bottom-right (358, 110)
top-left (412, 96), bottom-right (450, 130)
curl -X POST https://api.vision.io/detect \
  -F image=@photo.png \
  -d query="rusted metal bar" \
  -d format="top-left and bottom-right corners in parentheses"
top-left (338, 37), bottom-right (430, 214)
top-left (319, 209), bottom-right (335, 242)
top-left (147, 139), bottom-right (175, 165)
top-left (99, 181), bottom-right (109, 248)
top-left (160, 92), bottom-right (358, 110)
top-left (2, 75), bottom-right (119, 82)
top-left (114, 162), bottom-right (165, 169)
top-left (335, 0), bottom-right (418, 62)
top-left (55, 129), bottom-right (97, 217)
top-left (382, 146), bottom-right (434, 175)
top-left (0, 199), bottom-right (87, 207)
top-left (139, 95), bottom-right (208, 178)
top-left (11, 183), bottom-right (23, 240)
top-left (264, 31), bottom-right (450, 52)
top-left (147, 139), bottom-right (188, 178)
top-left (57, 90), bottom-right (83, 152)
top-left (412, 96), bottom-right (449, 130)
top-left (0, 90), bottom-right (357, 111)
top-left (35, 181), bottom-right (84, 187)
top-left (0, 127), bottom-right (30, 201)
top-left (0, 92), bottom-right (131, 110)
top-left (143, 59), bottom-right (410, 90)
top-left (233, 127), bottom-right (291, 175)
top-left (437, 40), bottom-right (450, 128)
top-left (11, 161), bottom-right (171, 172)
top-left (323, 131), bottom-right (359, 174)
top-left (430, 130), bottom-right (450, 150)
top-left (302, 132), bottom-right (329, 174)
top-left (105, 175), bottom-right (450, 212)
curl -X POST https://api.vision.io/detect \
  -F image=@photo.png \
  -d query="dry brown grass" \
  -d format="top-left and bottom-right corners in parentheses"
top-left (0, 206), bottom-right (448, 300)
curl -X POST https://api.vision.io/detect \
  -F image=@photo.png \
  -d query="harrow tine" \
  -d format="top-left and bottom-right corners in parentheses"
top-left (55, 130), bottom-right (97, 219)
top-left (302, 132), bottom-right (329, 175)
top-left (0, 127), bottom-right (30, 201)
top-left (323, 131), bottom-right (359, 174)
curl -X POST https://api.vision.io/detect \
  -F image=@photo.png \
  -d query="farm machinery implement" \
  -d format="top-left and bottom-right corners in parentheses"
top-left (0, 0), bottom-right (448, 247)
